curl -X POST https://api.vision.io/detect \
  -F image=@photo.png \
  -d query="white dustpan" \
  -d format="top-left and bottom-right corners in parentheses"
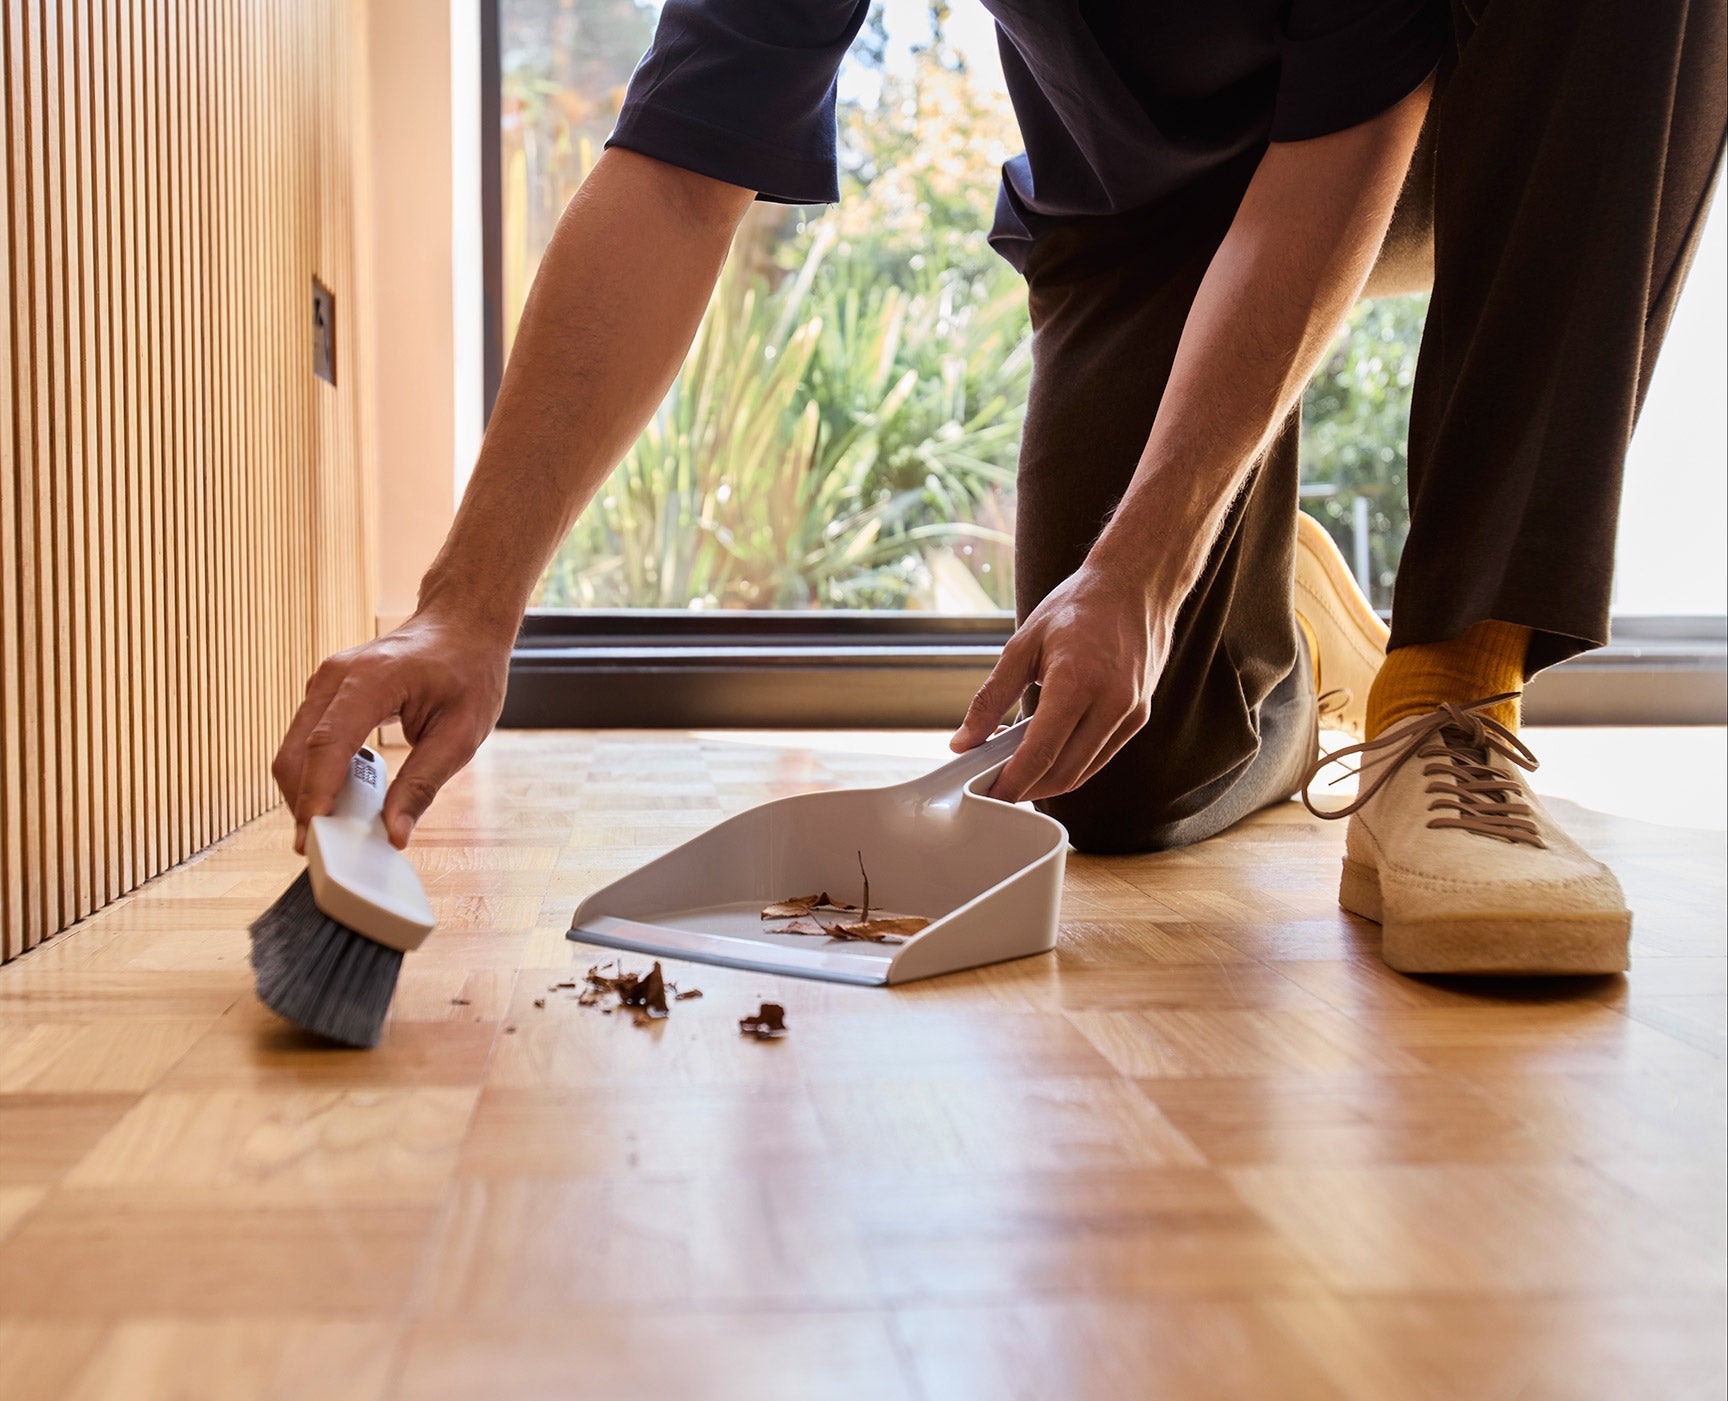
top-left (567, 721), bottom-right (1067, 985)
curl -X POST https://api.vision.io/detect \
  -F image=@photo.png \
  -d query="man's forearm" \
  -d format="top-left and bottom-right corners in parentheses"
top-left (418, 150), bottom-right (755, 632)
top-left (1089, 79), bottom-right (1433, 609)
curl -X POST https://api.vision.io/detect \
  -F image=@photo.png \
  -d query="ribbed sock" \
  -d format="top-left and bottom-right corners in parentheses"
top-left (1366, 620), bottom-right (1531, 737)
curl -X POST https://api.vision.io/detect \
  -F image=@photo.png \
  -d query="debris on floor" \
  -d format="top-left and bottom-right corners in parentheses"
top-left (538, 961), bottom-right (701, 1026)
top-left (739, 1002), bottom-right (788, 1040)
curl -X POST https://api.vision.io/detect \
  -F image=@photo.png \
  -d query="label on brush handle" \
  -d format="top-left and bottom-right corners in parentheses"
top-left (330, 746), bottom-right (388, 824)
top-left (351, 747), bottom-right (383, 792)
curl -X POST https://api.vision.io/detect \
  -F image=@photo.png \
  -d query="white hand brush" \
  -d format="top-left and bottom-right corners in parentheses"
top-left (248, 747), bottom-right (436, 1047)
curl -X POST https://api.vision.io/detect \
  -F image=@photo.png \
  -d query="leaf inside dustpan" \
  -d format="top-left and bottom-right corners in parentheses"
top-left (760, 892), bottom-right (859, 920)
top-left (759, 854), bottom-right (930, 945)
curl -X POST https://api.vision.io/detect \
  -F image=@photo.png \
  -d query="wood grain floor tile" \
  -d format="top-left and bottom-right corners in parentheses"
top-left (1228, 1163), bottom-right (1727, 1294)
top-left (414, 1172), bottom-right (876, 1314)
top-left (1139, 1073), bottom-right (1536, 1165)
top-left (0, 969), bottom-right (244, 1019)
top-left (392, 1311), bottom-right (916, 1401)
top-left (0, 1323), bottom-right (110, 1401)
top-left (0, 1019), bottom-right (215, 1093)
top-left (0, 1186), bottom-right (45, 1244)
top-left (0, 1190), bottom-right (436, 1316)
top-left (0, 1094), bottom-right (141, 1185)
top-left (1044, 918), bottom-right (1255, 967)
top-left (56, 1319), bottom-right (397, 1401)
top-left (788, 1011), bottom-right (1117, 1082)
top-left (1069, 1006), bottom-right (1426, 1078)
top-left (159, 1009), bottom-right (499, 1090)
top-left (1351, 1003), bottom-right (1723, 1080)
top-left (806, 1076), bottom-right (1205, 1173)
top-left (456, 1084), bottom-right (830, 1178)
top-left (844, 1167), bottom-right (1322, 1303)
top-left (1264, 1296), bottom-right (1728, 1401)
top-left (1048, 961), bottom-right (1333, 1012)
top-left (64, 1088), bottom-right (476, 1201)
top-left (892, 1300), bottom-right (1341, 1401)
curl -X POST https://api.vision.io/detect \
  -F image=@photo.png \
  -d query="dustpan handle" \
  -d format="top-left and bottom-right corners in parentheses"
top-left (902, 718), bottom-right (1032, 802)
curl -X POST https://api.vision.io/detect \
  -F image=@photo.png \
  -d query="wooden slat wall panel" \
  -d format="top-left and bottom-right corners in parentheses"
top-left (1, 0), bottom-right (375, 960)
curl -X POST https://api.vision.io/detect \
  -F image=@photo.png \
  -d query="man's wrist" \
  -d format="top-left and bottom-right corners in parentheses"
top-left (414, 568), bottom-right (529, 645)
top-left (1086, 502), bottom-right (1208, 615)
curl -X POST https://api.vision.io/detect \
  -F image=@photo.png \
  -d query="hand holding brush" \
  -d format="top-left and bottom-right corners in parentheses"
top-left (249, 747), bottom-right (436, 1048)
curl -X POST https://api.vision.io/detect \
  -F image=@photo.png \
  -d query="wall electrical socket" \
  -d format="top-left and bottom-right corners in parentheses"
top-left (312, 276), bottom-right (336, 385)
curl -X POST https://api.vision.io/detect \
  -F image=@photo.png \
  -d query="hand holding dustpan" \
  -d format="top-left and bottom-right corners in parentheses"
top-left (568, 721), bottom-right (1067, 985)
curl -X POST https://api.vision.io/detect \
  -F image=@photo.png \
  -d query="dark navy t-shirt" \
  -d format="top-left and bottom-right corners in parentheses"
top-left (605, 0), bottom-right (1447, 270)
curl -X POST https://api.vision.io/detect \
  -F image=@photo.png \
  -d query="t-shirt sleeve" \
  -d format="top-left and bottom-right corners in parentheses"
top-left (1271, 0), bottom-right (1449, 142)
top-left (604, 0), bottom-right (872, 205)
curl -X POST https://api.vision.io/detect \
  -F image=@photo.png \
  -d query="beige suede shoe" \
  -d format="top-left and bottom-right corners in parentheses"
top-left (1294, 511), bottom-right (1387, 740)
top-left (1303, 696), bottom-right (1631, 976)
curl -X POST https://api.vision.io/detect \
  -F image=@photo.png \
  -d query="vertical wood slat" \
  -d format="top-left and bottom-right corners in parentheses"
top-left (23, 0), bottom-right (59, 948)
top-left (1, 0), bottom-right (374, 958)
top-left (0, 0), bottom-right (20, 961)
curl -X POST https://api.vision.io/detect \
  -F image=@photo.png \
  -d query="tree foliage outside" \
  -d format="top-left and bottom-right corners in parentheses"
top-left (503, 0), bottom-right (1425, 613)
top-left (1300, 295), bottom-right (1427, 610)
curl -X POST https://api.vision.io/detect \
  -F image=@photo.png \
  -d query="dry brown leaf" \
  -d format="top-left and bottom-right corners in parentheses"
top-left (766, 913), bottom-right (929, 944)
top-left (775, 916), bottom-right (835, 936)
top-left (574, 960), bottom-right (682, 1025)
top-left (761, 891), bottom-right (858, 920)
top-left (739, 1002), bottom-right (788, 1039)
top-left (833, 915), bottom-right (929, 943)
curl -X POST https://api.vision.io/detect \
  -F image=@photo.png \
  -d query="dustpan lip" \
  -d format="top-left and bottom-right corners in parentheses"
top-left (567, 915), bottom-right (890, 985)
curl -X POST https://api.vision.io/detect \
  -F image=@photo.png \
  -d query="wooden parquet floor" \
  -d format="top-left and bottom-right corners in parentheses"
top-left (0, 728), bottom-right (1722, 1401)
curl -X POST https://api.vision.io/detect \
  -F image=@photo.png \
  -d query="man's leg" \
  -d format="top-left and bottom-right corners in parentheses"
top-left (1311, 0), bottom-right (1725, 976)
top-left (1386, 0), bottom-right (1725, 683)
top-left (1013, 178), bottom-right (1317, 856)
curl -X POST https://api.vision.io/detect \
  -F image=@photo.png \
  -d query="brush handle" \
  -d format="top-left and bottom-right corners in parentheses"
top-left (307, 746), bottom-right (436, 953)
top-left (328, 746), bottom-right (387, 828)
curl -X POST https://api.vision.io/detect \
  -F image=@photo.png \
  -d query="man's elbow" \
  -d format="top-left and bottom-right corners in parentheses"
top-left (597, 146), bottom-right (757, 239)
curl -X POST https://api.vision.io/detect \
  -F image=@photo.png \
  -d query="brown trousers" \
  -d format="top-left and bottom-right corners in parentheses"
top-left (1015, 0), bottom-right (1727, 854)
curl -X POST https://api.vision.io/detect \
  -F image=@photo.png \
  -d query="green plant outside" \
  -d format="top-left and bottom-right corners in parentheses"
top-left (513, 10), bottom-right (1427, 613)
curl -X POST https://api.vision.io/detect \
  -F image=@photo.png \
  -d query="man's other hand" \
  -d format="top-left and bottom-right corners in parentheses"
top-left (950, 564), bottom-right (1171, 803)
top-left (272, 612), bottom-right (512, 853)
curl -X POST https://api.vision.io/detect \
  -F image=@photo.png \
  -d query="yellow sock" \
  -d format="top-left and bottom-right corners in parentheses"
top-left (1366, 620), bottom-right (1531, 737)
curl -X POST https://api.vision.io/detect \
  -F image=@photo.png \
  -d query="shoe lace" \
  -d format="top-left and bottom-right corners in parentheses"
top-left (1300, 693), bottom-right (1546, 848)
top-left (1316, 688), bottom-right (1352, 724)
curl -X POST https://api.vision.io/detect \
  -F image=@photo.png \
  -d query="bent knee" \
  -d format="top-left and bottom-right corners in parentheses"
top-left (1036, 790), bottom-right (1200, 856)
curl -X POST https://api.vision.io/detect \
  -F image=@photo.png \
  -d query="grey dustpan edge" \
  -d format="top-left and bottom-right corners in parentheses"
top-left (568, 920), bottom-right (889, 986)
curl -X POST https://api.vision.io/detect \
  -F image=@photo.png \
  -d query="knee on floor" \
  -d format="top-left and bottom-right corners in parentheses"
top-left (1036, 790), bottom-right (1197, 856)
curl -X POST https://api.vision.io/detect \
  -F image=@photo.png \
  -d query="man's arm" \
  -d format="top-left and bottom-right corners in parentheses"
top-left (956, 76), bottom-right (1434, 803)
top-left (273, 150), bottom-right (755, 850)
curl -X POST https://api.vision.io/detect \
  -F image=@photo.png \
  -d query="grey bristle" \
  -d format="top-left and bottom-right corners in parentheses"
top-left (248, 870), bottom-right (404, 1049)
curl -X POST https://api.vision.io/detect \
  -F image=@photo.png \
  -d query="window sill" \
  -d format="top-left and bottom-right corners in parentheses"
top-left (499, 612), bottom-right (1726, 729)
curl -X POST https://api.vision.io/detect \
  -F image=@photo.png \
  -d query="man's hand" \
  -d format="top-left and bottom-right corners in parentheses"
top-left (951, 564), bottom-right (1172, 804)
top-left (272, 611), bottom-right (512, 853)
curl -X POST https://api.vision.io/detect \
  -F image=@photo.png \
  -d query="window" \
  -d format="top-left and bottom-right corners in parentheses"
top-left (488, 1), bottom-right (1723, 725)
top-left (500, 0), bottom-right (1025, 612)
